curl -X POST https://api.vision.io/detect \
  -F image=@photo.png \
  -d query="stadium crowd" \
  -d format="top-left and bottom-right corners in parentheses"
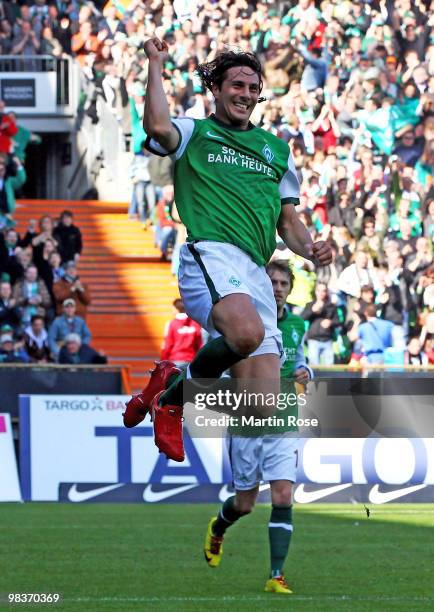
top-left (0, 207), bottom-right (106, 364)
top-left (0, 0), bottom-right (433, 365)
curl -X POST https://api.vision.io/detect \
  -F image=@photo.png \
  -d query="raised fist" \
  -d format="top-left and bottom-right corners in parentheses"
top-left (143, 37), bottom-right (168, 62)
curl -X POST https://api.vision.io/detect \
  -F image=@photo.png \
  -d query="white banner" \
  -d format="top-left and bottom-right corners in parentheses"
top-left (0, 413), bottom-right (22, 502)
top-left (1, 73), bottom-right (56, 113)
top-left (19, 396), bottom-right (434, 501)
top-left (19, 396), bottom-right (228, 501)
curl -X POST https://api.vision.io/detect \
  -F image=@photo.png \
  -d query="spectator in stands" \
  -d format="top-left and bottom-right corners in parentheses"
top-left (29, 215), bottom-right (58, 257)
top-left (24, 313), bottom-right (50, 362)
top-left (357, 217), bottom-right (385, 263)
top-left (148, 153), bottom-right (174, 202)
top-left (0, 228), bottom-right (22, 279)
top-left (53, 13), bottom-right (72, 55)
top-left (53, 210), bottom-right (83, 263)
top-left (128, 141), bottom-right (155, 227)
top-left (394, 128), bottom-right (424, 167)
top-left (0, 20), bottom-right (13, 55)
top-left (415, 139), bottom-right (434, 189)
top-left (18, 0), bottom-right (432, 363)
top-left (0, 280), bottom-right (21, 330)
top-left (301, 282), bottom-right (338, 366)
top-left (331, 226), bottom-right (356, 273)
top-left (12, 263), bottom-right (51, 326)
top-left (40, 26), bottom-right (63, 57)
top-left (9, 112), bottom-right (42, 162)
top-left (48, 298), bottom-right (91, 361)
top-left (71, 20), bottom-right (99, 67)
top-left (416, 265), bottom-right (434, 312)
top-left (0, 101), bottom-right (17, 155)
top-left (389, 197), bottom-right (420, 237)
top-left (161, 298), bottom-right (203, 368)
top-left (58, 332), bottom-right (107, 365)
top-left (337, 249), bottom-right (377, 315)
top-left (53, 260), bottom-right (90, 318)
top-left (20, 218), bottom-right (37, 246)
top-left (375, 266), bottom-right (406, 348)
top-left (395, 219), bottom-right (417, 258)
top-left (8, 246), bottom-right (32, 285)
top-left (48, 250), bottom-right (65, 284)
top-left (33, 238), bottom-right (57, 300)
top-left (11, 20), bottom-right (40, 55)
top-left (405, 336), bottom-right (429, 366)
top-left (0, 332), bottom-right (29, 363)
top-left (156, 185), bottom-right (177, 262)
top-left (385, 250), bottom-right (411, 314)
top-left (98, 4), bottom-right (125, 40)
top-left (297, 42), bottom-right (328, 92)
top-left (405, 237), bottom-right (433, 284)
top-left (353, 285), bottom-right (376, 323)
top-left (0, 156), bottom-right (26, 228)
top-left (29, 0), bottom-right (49, 26)
top-left (328, 192), bottom-right (358, 229)
top-left (39, 250), bottom-right (65, 305)
top-left (349, 304), bottom-right (395, 364)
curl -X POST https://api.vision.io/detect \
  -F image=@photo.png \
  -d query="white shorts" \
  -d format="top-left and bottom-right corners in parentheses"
top-left (178, 241), bottom-right (283, 358)
top-left (227, 434), bottom-right (299, 490)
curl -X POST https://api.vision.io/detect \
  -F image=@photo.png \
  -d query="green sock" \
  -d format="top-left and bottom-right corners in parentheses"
top-left (269, 505), bottom-right (293, 577)
top-left (160, 337), bottom-right (245, 406)
top-left (212, 496), bottom-right (246, 537)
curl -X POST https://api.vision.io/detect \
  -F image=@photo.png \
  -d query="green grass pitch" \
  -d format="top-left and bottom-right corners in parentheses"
top-left (0, 503), bottom-right (433, 611)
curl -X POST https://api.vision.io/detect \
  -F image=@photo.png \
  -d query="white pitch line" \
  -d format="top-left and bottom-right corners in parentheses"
top-left (293, 509), bottom-right (434, 514)
top-left (66, 596), bottom-right (434, 603)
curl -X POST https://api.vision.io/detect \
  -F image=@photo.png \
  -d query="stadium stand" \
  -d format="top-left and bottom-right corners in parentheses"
top-left (0, 0), bottom-right (432, 386)
top-left (13, 199), bottom-right (178, 389)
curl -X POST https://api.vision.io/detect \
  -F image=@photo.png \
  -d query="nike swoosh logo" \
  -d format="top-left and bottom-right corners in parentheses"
top-left (219, 484), bottom-right (234, 502)
top-left (143, 484), bottom-right (197, 502)
top-left (294, 483), bottom-right (353, 503)
top-left (206, 131), bottom-right (224, 140)
top-left (369, 484), bottom-right (427, 504)
top-left (68, 483), bottom-right (123, 502)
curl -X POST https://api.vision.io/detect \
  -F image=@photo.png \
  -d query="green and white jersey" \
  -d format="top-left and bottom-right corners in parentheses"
top-left (261, 306), bottom-right (312, 435)
top-left (278, 307), bottom-right (310, 381)
top-left (146, 115), bottom-right (300, 266)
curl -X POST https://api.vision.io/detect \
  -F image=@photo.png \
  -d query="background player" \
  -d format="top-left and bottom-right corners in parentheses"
top-left (204, 260), bottom-right (312, 595)
top-left (123, 38), bottom-right (331, 461)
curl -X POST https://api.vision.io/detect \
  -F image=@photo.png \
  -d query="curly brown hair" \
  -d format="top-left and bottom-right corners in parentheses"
top-left (197, 50), bottom-right (263, 94)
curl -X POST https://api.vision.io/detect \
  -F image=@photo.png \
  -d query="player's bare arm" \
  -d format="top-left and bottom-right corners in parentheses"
top-left (143, 37), bottom-right (180, 152)
top-left (277, 204), bottom-right (332, 265)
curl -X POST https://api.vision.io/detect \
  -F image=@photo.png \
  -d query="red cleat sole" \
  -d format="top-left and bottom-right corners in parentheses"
top-left (123, 361), bottom-right (181, 428)
top-left (151, 390), bottom-right (185, 462)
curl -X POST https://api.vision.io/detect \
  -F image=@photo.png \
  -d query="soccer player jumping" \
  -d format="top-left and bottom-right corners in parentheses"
top-left (123, 38), bottom-right (331, 461)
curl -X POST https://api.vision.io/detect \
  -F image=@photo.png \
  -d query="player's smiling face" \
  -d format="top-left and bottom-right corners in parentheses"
top-left (212, 66), bottom-right (260, 128)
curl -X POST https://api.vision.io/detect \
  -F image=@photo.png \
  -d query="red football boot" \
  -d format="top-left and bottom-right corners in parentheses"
top-left (123, 361), bottom-right (181, 428)
top-left (150, 390), bottom-right (185, 462)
